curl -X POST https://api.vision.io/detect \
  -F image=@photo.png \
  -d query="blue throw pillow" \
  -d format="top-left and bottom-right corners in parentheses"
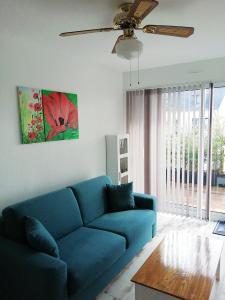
top-left (25, 216), bottom-right (59, 258)
top-left (106, 182), bottom-right (135, 212)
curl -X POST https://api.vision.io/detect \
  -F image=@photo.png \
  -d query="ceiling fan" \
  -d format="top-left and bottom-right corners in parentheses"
top-left (59, 0), bottom-right (194, 60)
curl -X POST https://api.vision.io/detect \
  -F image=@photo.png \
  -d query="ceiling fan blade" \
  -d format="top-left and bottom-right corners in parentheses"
top-left (128, 0), bottom-right (159, 21)
top-left (112, 35), bottom-right (124, 54)
top-left (143, 25), bottom-right (194, 37)
top-left (59, 27), bottom-right (115, 37)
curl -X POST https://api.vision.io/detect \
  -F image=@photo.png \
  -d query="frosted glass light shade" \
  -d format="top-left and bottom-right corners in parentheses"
top-left (116, 38), bottom-right (143, 60)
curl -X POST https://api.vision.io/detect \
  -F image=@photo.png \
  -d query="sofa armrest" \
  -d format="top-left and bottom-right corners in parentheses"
top-left (0, 236), bottom-right (68, 300)
top-left (133, 193), bottom-right (157, 237)
top-left (133, 193), bottom-right (157, 212)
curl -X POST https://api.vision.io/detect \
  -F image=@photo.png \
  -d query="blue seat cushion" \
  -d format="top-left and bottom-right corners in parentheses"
top-left (70, 176), bottom-right (112, 225)
top-left (2, 188), bottom-right (83, 243)
top-left (88, 210), bottom-right (156, 248)
top-left (57, 227), bottom-right (126, 295)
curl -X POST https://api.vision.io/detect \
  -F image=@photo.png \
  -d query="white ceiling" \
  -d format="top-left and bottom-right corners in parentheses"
top-left (1, 0), bottom-right (225, 71)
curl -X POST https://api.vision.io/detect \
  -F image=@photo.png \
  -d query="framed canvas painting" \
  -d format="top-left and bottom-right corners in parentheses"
top-left (18, 87), bottom-right (79, 144)
top-left (18, 87), bottom-right (45, 144)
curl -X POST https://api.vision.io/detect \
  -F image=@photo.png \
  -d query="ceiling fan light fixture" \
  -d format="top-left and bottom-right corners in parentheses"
top-left (115, 38), bottom-right (143, 60)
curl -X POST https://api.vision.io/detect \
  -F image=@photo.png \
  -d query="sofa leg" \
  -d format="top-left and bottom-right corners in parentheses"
top-left (152, 224), bottom-right (157, 237)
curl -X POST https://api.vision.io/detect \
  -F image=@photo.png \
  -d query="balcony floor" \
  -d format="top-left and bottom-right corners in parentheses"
top-left (211, 186), bottom-right (225, 213)
top-left (166, 184), bottom-right (225, 213)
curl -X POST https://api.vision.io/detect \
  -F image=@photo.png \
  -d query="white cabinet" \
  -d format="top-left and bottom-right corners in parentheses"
top-left (106, 134), bottom-right (129, 184)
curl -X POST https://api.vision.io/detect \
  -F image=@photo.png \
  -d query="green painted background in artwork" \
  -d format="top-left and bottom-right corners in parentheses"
top-left (42, 90), bottom-right (79, 142)
top-left (18, 87), bottom-right (45, 144)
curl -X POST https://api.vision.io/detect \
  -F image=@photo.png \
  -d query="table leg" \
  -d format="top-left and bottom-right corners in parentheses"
top-left (216, 257), bottom-right (220, 281)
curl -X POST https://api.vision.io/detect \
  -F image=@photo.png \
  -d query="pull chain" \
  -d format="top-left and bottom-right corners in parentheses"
top-left (138, 49), bottom-right (140, 86)
top-left (129, 59), bottom-right (132, 87)
top-left (129, 52), bottom-right (140, 87)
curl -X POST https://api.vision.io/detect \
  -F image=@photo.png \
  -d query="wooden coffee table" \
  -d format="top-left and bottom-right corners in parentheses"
top-left (132, 232), bottom-right (224, 300)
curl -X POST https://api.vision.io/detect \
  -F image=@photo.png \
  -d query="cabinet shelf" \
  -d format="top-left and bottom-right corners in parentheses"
top-left (120, 153), bottom-right (128, 159)
top-left (121, 171), bottom-right (128, 177)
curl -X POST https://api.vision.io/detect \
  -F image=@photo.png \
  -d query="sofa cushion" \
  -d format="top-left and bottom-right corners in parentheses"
top-left (25, 216), bottom-right (59, 258)
top-left (70, 176), bottom-right (112, 225)
top-left (106, 182), bottom-right (135, 212)
top-left (2, 188), bottom-right (83, 243)
top-left (57, 226), bottom-right (126, 295)
top-left (88, 210), bottom-right (156, 247)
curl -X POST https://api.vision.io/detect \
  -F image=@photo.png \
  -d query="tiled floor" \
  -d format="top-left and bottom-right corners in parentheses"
top-left (97, 213), bottom-right (225, 300)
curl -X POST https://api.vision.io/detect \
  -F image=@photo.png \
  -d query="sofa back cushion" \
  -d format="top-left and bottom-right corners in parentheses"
top-left (2, 188), bottom-right (83, 243)
top-left (70, 176), bottom-right (112, 225)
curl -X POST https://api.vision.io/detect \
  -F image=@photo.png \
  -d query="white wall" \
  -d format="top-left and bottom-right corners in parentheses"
top-left (123, 57), bottom-right (225, 90)
top-left (0, 36), bottom-right (124, 210)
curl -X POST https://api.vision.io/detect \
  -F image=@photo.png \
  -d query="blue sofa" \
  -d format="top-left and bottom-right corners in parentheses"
top-left (0, 176), bottom-right (157, 300)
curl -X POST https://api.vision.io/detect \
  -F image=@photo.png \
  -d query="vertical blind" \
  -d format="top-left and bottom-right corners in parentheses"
top-left (127, 84), bottom-right (213, 219)
top-left (163, 84), bottom-right (212, 219)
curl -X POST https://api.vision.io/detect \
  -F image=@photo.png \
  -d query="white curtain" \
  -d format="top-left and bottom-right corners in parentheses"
top-left (127, 84), bottom-right (212, 219)
top-left (145, 89), bottom-right (165, 212)
top-left (126, 89), bottom-right (164, 199)
top-left (126, 90), bottom-right (145, 192)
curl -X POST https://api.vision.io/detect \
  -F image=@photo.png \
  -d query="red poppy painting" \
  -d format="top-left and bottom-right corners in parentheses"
top-left (18, 86), bottom-right (79, 144)
top-left (42, 91), bottom-right (78, 141)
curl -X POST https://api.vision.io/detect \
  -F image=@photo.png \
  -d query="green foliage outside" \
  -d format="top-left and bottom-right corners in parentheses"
top-left (183, 113), bottom-right (225, 174)
top-left (211, 112), bottom-right (225, 173)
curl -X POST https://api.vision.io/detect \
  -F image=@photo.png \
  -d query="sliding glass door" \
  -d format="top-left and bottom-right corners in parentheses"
top-left (163, 86), bottom-right (210, 218)
top-left (126, 84), bottom-right (225, 220)
top-left (163, 85), bottom-right (225, 220)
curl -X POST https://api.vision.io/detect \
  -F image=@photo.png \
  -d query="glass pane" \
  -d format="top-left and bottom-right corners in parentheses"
top-left (119, 138), bottom-right (128, 155)
top-left (164, 87), bottom-right (209, 218)
top-left (121, 175), bottom-right (128, 184)
top-left (211, 87), bottom-right (225, 213)
top-left (120, 157), bottom-right (128, 174)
